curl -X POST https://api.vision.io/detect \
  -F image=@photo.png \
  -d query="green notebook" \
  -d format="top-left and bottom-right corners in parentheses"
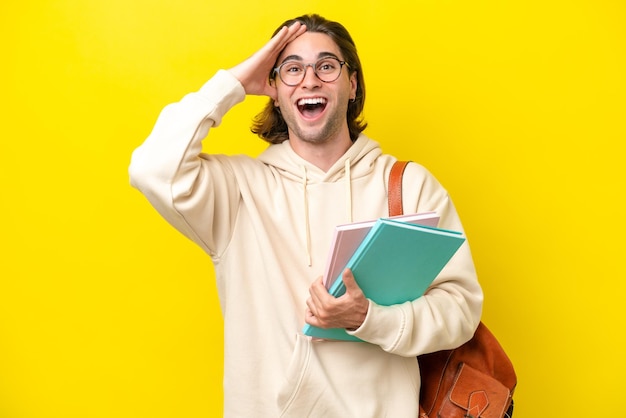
top-left (302, 218), bottom-right (465, 341)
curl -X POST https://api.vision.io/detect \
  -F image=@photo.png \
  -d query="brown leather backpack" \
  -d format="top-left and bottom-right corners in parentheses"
top-left (389, 161), bottom-right (517, 418)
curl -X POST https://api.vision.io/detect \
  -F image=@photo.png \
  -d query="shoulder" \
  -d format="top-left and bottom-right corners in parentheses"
top-left (387, 160), bottom-right (450, 210)
top-left (402, 161), bottom-right (439, 183)
top-left (198, 153), bottom-right (270, 178)
top-left (380, 156), bottom-right (437, 184)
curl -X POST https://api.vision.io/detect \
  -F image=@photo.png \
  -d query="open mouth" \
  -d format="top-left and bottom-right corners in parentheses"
top-left (297, 97), bottom-right (327, 119)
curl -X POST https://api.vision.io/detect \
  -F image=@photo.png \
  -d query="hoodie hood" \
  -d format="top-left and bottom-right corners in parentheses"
top-left (257, 134), bottom-right (383, 184)
top-left (257, 134), bottom-right (383, 266)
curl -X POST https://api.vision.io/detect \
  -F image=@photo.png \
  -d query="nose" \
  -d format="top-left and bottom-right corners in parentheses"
top-left (301, 64), bottom-right (322, 88)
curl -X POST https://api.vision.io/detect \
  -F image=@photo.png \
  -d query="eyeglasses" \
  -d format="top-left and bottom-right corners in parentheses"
top-left (273, 57), bottom-right (350, 87)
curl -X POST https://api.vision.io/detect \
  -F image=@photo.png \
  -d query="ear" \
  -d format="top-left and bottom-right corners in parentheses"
top-left (349, 72), bottom-right (358, 101)
top-left (268, 78), bottom-right (279, 105)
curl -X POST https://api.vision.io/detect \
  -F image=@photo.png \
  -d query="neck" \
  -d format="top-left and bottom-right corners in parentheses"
top-left (290, 133), bottom-right (354, 172)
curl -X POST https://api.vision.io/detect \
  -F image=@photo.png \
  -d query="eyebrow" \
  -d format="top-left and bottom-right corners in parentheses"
top-left (279, 51), bottom-right (342, 65)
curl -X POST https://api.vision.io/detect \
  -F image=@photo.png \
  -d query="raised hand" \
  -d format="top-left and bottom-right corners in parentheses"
top-left (228, 22), bottom-right (307, 100)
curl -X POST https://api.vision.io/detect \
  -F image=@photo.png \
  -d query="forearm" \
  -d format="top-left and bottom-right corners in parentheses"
top-left (128, 70), bottom-right (245, 251)
top-left (129, 70), bottom-right (244, 193)
top-left (348, 249), bottom-right (483, 356)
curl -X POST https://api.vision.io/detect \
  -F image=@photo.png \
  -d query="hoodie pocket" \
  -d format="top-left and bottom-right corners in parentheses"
top-left (278, 334), bottom-right (422, 418)
top-left (277, 333), bottom-right (313, 416)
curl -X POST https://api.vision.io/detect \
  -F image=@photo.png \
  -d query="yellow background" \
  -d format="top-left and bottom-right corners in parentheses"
top-left (2, 0), bottom-right (624, 417)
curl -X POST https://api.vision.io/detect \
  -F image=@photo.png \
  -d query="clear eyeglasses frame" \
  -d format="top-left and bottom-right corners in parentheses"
top-left (272, 57), bottom-right (350, 87)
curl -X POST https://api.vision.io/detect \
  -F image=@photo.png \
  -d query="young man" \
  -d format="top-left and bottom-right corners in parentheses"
top-left (130, 14), bottom-right (482, 418)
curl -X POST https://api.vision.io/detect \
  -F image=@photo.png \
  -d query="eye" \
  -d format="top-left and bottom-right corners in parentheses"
top-left (282, 62), bottom-right (304, 74)
top-left (316, 59), bottom-right (337, 73)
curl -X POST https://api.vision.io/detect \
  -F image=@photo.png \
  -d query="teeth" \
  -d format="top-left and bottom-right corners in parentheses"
top-left (298, 97), bottom-right (327, 106)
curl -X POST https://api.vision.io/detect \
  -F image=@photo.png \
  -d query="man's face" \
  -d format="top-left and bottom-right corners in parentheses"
top-left (273, 31), bottom-right (357, 145)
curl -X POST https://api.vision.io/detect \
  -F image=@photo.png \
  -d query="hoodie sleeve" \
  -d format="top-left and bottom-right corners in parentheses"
top-left (129, 70), bottom-right (246, 255)
top-left (347, 162), bottom-right (483, 357)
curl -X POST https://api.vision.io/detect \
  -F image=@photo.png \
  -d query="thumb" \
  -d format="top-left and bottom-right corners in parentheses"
top-left (341, 268), bottom-right (362, 293)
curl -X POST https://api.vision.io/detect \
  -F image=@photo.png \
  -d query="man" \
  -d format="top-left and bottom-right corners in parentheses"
top-left (129, 14), bottom-right (482, 418)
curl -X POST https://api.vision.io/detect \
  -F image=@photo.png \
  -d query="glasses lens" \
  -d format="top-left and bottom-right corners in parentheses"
top-left (315, 58), bottom-right (342, 82)
top-left (279, 62), bottom-right (305, 86)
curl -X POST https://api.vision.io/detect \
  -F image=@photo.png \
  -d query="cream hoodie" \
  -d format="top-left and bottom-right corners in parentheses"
top-left (129, 70), bottom-right (483, 417)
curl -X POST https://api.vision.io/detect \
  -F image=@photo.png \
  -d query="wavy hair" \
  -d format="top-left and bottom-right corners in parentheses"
top-left (251, 14), bottom-right (367, 144)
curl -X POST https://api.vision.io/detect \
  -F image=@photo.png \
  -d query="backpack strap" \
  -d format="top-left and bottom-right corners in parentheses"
top-left (388, 160), bottom-right (410, 217)
top-left (389, 160), bottom-right (431, 418)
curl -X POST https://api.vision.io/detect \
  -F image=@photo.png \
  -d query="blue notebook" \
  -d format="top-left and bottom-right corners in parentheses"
top-left (302, 218), bottom-right (465, 341)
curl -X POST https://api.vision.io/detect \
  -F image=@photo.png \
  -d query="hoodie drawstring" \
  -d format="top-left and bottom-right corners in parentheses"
top-left (301, 165), bottom-right (312, 267)
top-left (301, 159), bottom-right (353, 267)
top-left (345, 159), bottom-right (353, 223)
